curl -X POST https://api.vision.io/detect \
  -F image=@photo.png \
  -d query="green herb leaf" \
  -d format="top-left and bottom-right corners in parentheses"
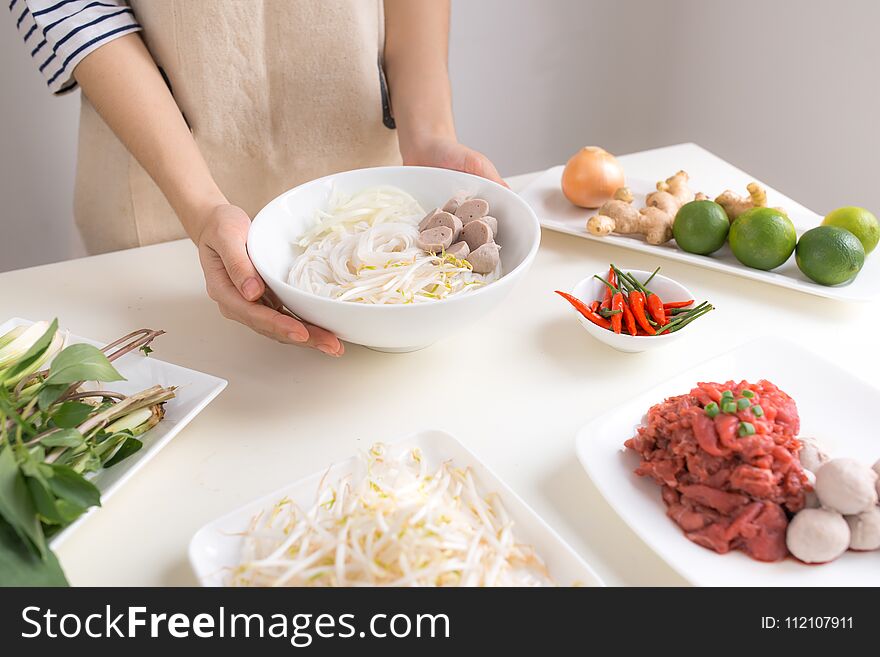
top-left (46, 464), bottom-right (101, 510)
top-left (0, 446), bottom-right (47, 559)
top-left (103, 437), bottom-right (144, 468)
top-left (37, 384), bottom-right (67, 411)
top-left (0, 319), bottom-right (57, 385)
top-left (45, 344), bottom-right (125, 386)
top-left (139, 345), bottom-right (153, 356)
top-left (0, 518), bottom-right (68, 587)
top-left (26, 476), bottom-right (85, 526)
top-left (51, 402), bottom-right (94, 429)
top-left (41, 428), bottom-right (85, 448)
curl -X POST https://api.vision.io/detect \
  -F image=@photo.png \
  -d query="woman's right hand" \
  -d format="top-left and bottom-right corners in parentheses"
top-left (196, 204), bottom-right (344, 356)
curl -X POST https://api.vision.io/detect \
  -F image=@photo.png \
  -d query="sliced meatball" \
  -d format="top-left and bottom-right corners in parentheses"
top-left (417, 226), bottom-right (454, 254)
top-left (466, 242), bottom-right (501, 274)
top-left (455, 198), bottom-right (490, 222)
top-left (461, 219), bottom-right (493, 250)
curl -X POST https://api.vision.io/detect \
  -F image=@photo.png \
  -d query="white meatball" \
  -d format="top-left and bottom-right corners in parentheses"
top-left (814, 458), bottom-right (879, 515)
top-left (797, 437), bottom-right (829, 473)
top-left (846, 507), bottom-right (880, 551)
top-left (786, 509), bottom-right (850, 563)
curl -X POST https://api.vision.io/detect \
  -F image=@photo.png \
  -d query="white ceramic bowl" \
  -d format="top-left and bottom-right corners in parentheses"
top-left (569, 269), bottom-right (695, 353)
top-left (248, 166), bottom-right (541, 352)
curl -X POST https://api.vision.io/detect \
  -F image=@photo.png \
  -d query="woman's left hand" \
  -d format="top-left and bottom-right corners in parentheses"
top-left (401, 135), bottom-right (508, 187)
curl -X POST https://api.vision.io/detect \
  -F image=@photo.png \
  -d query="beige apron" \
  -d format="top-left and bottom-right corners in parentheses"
top-left (74, 0), bottom-right (401, 254)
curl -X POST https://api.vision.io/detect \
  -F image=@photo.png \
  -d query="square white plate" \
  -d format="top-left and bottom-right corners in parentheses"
top-left (575, 336), bottom-right (879, 586)
top-left (519, 165), bottom-right (878, 302)
top-left (0, 318), bottom-right (227, 549)
top-left (189, 429), bottom-right (603, 587)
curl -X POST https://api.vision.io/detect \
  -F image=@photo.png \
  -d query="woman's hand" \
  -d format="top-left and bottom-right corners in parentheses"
top-left (400, 134), bottom-right (508, 187)
top-left (196, 204), bottom-right (344, 356)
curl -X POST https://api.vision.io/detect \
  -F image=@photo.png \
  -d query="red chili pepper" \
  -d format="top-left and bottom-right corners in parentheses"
top-left (663, 300), bottom-right (695, 310)
top-left (628, 290), bottom-right (656, 335)
top-left (622, 298), bottom-right (637, 336)
top-left (646, 293), bottom-right (668, 326)
top-left (600, 266), bottom-right (616, 310)
top-left (555, 291), bottom-right (612, 329)
top-left (610, 292), bottom-right (624, 334)
top-left (589, 300), bottom-right (600, 313)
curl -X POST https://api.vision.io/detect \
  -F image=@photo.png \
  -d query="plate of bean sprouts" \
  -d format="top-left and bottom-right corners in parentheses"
top-left (189, 430), bottom-right (602, 587)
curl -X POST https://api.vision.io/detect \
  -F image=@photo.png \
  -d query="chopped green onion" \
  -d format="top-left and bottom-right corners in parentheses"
top-left (721, 390), bottom-right (734, 400)
top-left (752, 405), bottom-right (764, 417)
top-left (737, 398), bottom-right (750, 410)
top-left (738, 421), bottom-right (756, 437)
top-left (722, 401), bottom-right (737, 414)
top-left (704, 402), bottom-right (720, 418)
top-left (741, 390), bottom-right (755, 398)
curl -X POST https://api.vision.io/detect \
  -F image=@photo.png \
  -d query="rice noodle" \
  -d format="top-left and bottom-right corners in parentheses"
top-left (288, 186), bottom-right (499, 304)
top-left (229, 443), bottom-right (554, 587)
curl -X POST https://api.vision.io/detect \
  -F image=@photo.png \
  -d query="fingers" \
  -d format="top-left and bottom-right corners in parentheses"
top-left (205, 207), bottom-right (265, 302)
top-left (198, 205), bottom-right (344, 355)
top-left (463, 149), bottom-right (509, 188)
top-left (202, 248), bottom-right (343, 354)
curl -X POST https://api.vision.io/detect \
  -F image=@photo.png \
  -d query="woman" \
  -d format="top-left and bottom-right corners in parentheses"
top-left (11, 0), bottom-right (504, 356)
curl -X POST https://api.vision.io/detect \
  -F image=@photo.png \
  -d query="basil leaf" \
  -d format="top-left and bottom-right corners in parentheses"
top-left (51, 402), bottom-right (93, 429)
top-left (0, 447), bottom-right (46, 559)
top-left (0, 319), bottom-right (57, 384)
top-left (45, 344), bottom-right (125, 386)
top-left (0, 519), bottom-right (68, 587)
top-left (103, 437), bottom-right (143, 468)
top-left (26, 476), bottom-right (84, 526)
top-left (46, 464), bottom-right (101, 509)
top-left (41, 428), bottom-right (85, 448)
top-left (37, 384), bottom-right (67, 411)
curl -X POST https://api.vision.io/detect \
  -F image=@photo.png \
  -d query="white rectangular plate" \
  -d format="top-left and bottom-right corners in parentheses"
top-left (190, 429), bottom-right (603, 587)
top-left (520, 165), bottom-right (878, 302)
top-left (0, 318), bottom-right (227, 548)
top-left (575, 336), bottom-right (879, 586)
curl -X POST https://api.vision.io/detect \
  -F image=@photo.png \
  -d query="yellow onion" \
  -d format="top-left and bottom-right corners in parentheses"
top-left (561, 146), bottom-right (625, 208)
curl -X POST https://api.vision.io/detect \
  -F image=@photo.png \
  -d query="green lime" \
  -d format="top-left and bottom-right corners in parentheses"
top-left (822, 206), bottom-right (879, 254)
top-left (796, 226), bottom-right (865, 285)
top-left (673, 200), bottom-right (730, 254)
top-left (728, 207), bottom-right (797, 270)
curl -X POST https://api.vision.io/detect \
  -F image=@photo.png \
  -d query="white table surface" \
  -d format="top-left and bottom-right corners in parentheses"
top-left (2, 143), bottom-right (873, 586)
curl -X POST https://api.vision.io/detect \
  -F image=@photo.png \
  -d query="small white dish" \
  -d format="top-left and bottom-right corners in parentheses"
top-left (575, 336), bottom-right (880, 586)
top-left (0, 318), bottom-right (228, 549)
top-left (190, 429), bottom-right (603, 587)
top-left (248, 166), bottom-right (541, 352)
top-left (520, 165), bottom-right (879, 302)
top-left (567, 269), bottom-right (696, 353)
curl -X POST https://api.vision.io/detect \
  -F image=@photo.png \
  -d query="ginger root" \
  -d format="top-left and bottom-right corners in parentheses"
top-left (587, 171), bottom-right (696, 245)
top-left (714, 182), bottom-right (767, 222)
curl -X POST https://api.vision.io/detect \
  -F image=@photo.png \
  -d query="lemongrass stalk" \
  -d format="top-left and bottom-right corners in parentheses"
top-left (43, 386), bottom-right (175, 464)
top-left (76, 385), bottom-right (175, 436)
top-left (104, 406), bottom-right (157, 436)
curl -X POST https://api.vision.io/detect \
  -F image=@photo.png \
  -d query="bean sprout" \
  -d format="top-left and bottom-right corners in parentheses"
top-left (288, 186), bottom-right (499, 304)
top-left (229, 443), bottom-right (554, 587)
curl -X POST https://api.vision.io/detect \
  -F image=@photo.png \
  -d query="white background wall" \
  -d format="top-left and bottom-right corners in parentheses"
top-left (3, 0), bottom-right (879, 272)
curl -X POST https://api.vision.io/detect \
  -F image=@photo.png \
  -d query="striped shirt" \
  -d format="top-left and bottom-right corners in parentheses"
top-left (9, 0), bottom-right (142, 95)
